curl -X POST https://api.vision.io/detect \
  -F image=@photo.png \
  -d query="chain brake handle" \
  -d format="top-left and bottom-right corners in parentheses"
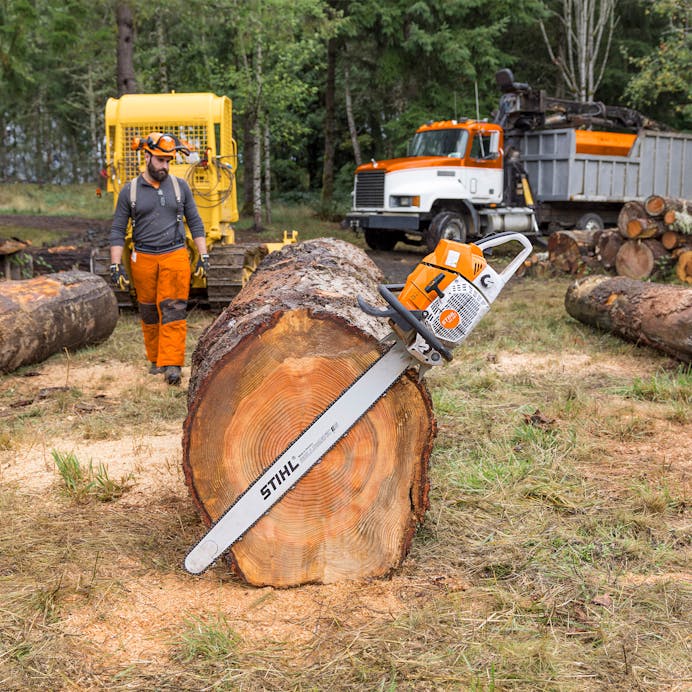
top-left (357, 285), bottom-right (453, 362)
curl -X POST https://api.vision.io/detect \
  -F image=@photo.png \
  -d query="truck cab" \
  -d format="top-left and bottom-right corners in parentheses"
top-left (347, 120), bottom-right (535, 251)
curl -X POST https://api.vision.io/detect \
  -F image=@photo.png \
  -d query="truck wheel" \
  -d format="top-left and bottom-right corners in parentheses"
top-left (576, 212), bottom-right (604, 232)
top-left (426, 212), bottom-right (467, 251)
top-left (364, 229), bottom-right (400, 251)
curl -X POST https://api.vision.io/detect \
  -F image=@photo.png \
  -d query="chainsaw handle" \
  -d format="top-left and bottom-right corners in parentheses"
top-left (358, 285), bottom-right (453, 361)
top-left (475, 232), bottom-right (533, 286)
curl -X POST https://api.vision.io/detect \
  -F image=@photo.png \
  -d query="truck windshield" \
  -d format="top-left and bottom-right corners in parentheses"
top-left (409, 129), bottom-right (468, 157)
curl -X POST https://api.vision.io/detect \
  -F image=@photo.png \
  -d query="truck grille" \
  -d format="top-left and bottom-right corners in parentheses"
top-left (355, 170), bottom-right (385, 207)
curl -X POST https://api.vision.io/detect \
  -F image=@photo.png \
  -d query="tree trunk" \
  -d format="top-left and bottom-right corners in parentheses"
top-left (320, 37), bottom-right (337, 208)
top-left (595, 228), bottom-right (624, 269)
top-left (548, 229), bottom-right (599, 273)
top-left (661, 230), bottom-right (687, 251)
top-left (615, 239), bottom-right (668, 279)
top-left (625, 217), bottom-right (661, 239)
top-left (565, 275), bottom-right (692, 362)
top-left (0, 271), bottom-right (119, 373)
top-left (116, 2), bottom-right (137, 96)
top-left (263, 122), bottom-right (271, 224)
top-left (344, 61), bottom-right (362, 167)
top-left (182, 239), bottom-right (435, 587)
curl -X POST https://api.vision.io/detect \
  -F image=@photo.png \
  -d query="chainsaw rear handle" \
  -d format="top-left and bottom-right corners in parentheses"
top-left (357, 285), bottom-right (453, 362)
top-left (475, 232), bottom-right (533, 287)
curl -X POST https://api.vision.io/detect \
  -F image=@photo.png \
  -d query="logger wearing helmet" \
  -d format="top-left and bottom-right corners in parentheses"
top-left (108, 132), bottom-right (209, 386)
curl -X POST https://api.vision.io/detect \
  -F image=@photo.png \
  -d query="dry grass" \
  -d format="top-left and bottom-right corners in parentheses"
top-left (1, 273), bottom-right (690, 691)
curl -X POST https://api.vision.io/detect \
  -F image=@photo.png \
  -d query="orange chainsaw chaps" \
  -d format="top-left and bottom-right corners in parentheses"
top-left (130, 248), bottom-right (191, 366)
top-left (398, 239), bottom-right (487, 311)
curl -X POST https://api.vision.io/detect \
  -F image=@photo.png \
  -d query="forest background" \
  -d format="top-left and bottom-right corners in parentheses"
top-left (0, 0), bottom-right (690, 224)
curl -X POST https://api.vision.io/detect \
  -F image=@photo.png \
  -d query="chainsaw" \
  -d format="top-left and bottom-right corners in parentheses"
top-left (184, 231), bottom-right (532, 574)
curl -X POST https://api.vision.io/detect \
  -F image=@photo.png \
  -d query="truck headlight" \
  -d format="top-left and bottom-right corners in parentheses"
top-left (390, 195), bottom-right (420, 208)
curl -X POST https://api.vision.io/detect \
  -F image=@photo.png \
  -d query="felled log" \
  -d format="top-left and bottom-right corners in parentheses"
top-left (617, 201), bottom-right (648, 238)
top-left (615, 239), bottom-right (668, 280)
top-left (0, 270), bottom-right (119, 373)
top-left (644, 194), bottom-right (669, 217)
top-left (565, 275), bottom-right (692, 362)
top-left (182, 238), bottom-right (436, 587)
top-left (661, 230), bottom-right (687, 251)
top-left (514, 252), bottom-right (552, 278)
top-left (666, 210), bottom-right (692, 234)
top-left (547, 229), bottom-right (599, 274)
top-left (624, 217), bottom-right (662, 239)
top-left (596, 229), bottom-right (625, 270)
top-left (675, 249), bottom-right (692, 284)
top-left (0, 237), bottom-right (32, 280)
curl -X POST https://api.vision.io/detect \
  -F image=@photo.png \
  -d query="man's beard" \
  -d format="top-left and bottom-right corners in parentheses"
top-left (147, 160), bottom-right (169, 182)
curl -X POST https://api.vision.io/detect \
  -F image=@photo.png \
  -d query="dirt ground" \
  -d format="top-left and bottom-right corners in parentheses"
top-left (1, 214), bottom-right (689, 687)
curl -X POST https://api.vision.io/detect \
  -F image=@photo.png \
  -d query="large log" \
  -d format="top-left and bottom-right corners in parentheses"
top-left (565, 275), bottom-right (692, 362)
top-left (615, 239), bottom-right (668, 280)
top-left (675, 249), bottom-right (692, 284)
top-left (0, 270), bottom-right (119, 373)
top-left (182, 238), bottom-right (436, 587)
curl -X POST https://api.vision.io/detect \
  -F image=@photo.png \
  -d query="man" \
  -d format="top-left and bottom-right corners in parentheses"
top-left (109, 132), bottom-right (209, 386)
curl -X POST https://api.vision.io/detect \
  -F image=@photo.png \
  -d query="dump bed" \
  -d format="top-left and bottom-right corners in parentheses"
top-left (508, 128), bottom-right (692, 203)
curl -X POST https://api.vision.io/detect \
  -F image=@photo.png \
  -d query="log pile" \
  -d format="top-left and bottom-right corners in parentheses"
top-left (182, 238), bottom-right (436, 587)
top-left (539, 195), bottom-right (691, 282)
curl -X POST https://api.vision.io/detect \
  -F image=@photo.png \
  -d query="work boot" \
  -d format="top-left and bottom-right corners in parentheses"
top-left (164, 365), bottom-right (182, 386)
top-left (149, 362), bottom-right (165, 375)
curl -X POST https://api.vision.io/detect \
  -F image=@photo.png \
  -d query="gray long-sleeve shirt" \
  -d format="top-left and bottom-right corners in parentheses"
top-left (109, 175), bottom-right (206, 253)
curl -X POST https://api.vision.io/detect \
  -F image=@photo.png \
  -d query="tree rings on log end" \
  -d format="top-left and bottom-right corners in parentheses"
top-left (183, 307), bottom-right (435, 587)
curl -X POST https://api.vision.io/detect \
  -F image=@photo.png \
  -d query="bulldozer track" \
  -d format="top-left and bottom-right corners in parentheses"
top-left (205, 243), bottom-right (269, 312)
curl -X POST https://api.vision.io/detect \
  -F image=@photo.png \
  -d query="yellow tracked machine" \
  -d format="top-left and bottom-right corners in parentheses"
top-left (95, 92), bottom-right (295, 309)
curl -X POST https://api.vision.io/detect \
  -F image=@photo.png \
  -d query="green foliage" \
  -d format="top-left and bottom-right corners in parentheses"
top-left (52, 449), bottom-right (133, 503)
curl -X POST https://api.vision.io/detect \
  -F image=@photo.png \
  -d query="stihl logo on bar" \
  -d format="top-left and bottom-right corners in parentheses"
top-left (261, 459), bottom-right (299, 500)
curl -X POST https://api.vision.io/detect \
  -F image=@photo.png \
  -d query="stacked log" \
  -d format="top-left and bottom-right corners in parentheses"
top-left (615, 197), bottom-right (691, 282)
top-left (547, 196), bottom-right (691, 282)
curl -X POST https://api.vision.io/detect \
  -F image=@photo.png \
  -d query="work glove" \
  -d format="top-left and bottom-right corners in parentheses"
top-left (193, 253), bottom-right (210, 279)
top-left (109, 263), bottom-right (130, 291)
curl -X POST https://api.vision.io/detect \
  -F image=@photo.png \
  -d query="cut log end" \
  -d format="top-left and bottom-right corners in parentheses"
top-left (183, 239), bottom-right (436, 587)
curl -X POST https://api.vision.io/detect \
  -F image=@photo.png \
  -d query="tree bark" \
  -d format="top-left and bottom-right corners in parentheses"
top-left (0, 270), bottom-right (119, 373)
top-left (182, 239), bottom-right (436, 587)
top-left (565, 275), bottom-right (692, 362)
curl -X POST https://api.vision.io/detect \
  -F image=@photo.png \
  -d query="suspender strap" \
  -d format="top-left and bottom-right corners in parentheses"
top-left (128, 175), bottom-right (184, 235)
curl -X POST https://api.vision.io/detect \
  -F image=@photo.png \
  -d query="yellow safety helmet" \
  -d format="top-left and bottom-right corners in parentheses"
top-left (132, 132), bottom-right (192, 158)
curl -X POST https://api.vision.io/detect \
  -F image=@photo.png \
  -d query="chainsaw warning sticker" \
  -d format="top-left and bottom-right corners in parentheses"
top-left (439, 309), bottom-right (461, 329)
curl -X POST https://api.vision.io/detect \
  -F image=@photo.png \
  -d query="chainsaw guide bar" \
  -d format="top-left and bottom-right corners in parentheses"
top-left (184, 341), bottom-right (415, 575)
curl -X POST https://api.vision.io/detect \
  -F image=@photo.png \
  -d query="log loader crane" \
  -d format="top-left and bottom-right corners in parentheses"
top-left (93, 92), bottom-right (295, 310)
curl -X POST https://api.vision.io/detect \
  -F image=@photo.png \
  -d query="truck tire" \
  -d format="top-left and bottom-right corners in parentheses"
top-left (425, 212), bottom-right (467, 251)
top-left (364, 229), bottom-right (400, 251)
top-left (576, 212), bottom-right (604, 232)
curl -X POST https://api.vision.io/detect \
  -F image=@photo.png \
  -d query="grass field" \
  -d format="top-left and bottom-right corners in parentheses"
top-left (0, 185), bottom-right (690, 689)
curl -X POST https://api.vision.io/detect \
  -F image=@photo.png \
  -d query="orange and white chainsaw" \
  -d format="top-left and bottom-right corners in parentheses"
top-left (184, 231), bottom-right (532, 574)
